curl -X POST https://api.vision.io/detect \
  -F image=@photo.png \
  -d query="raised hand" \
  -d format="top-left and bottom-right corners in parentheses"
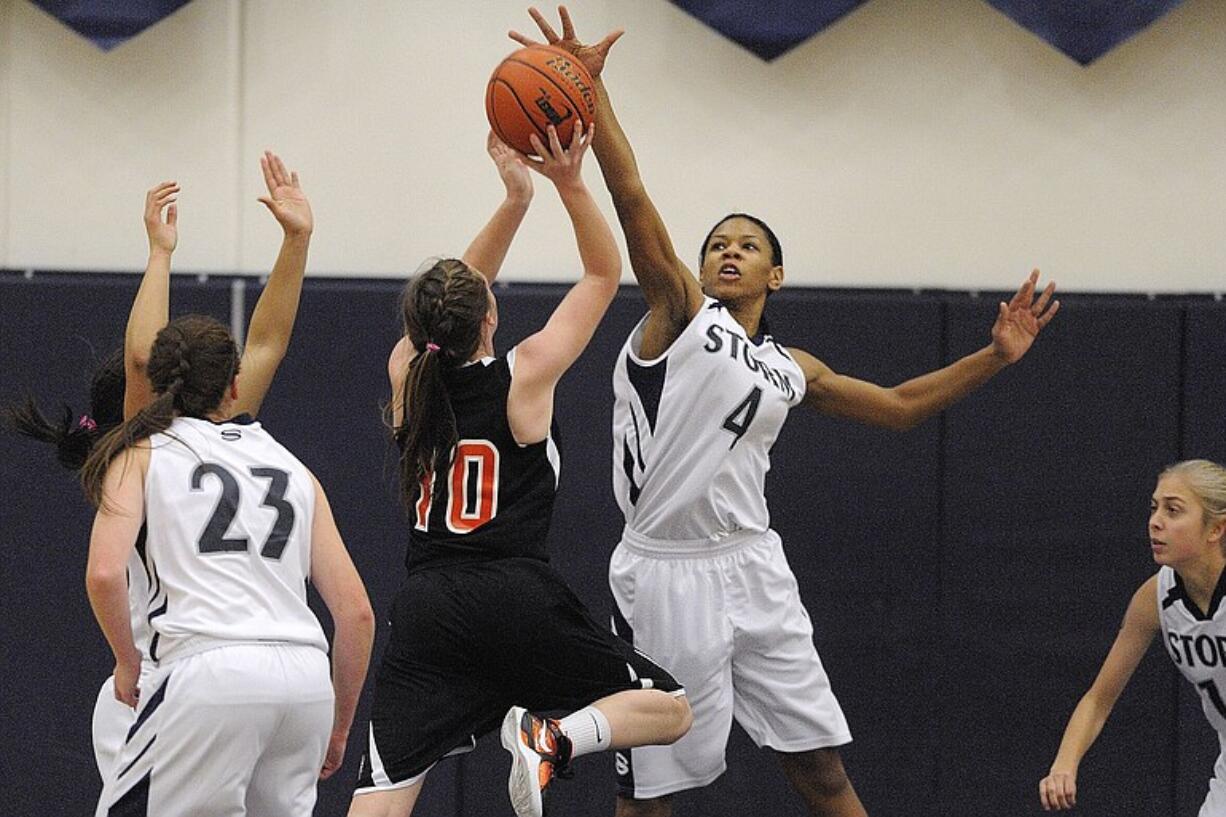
top-left (525, 123), bottom-right (594, 190)
top-left (509, 5), bottom-right (624, 79)
top-left (144, 181), bottom-right (179, 255)
top-left (257, 150), bottom-right (312, 237)
top-left (991, 269), bottom-right (1059, 364)
top-left (489, 131), bottom-right (533, 204)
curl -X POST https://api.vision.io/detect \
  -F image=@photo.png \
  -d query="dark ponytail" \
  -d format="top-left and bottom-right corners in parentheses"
top-left (393, 258), bottom-right (490, 507)
top-left (81, 316), bottom-right (240, 508)
top-left (6, 347), bottom-right (125, 472)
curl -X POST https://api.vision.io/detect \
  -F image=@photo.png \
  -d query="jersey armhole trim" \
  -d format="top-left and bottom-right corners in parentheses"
top-left (624, 298), bottom-right (715, 367)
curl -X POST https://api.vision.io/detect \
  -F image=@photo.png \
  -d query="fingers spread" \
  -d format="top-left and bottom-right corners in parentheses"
top-left (508, 30), bottom-right (540, 47)
top-left (559, 5), bottom-right (576, 40)
top-left (529, 7), bottom-right (560, 42)
top-left (1037, 299), bottom-right (1061, 329)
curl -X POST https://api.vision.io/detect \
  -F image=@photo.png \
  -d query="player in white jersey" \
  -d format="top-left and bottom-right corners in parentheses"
top-left (83, 314), bottom-right (374, 816)
top-left (1042, 460), bottom-right (1226, 815)
top-left (9, 153), bottom-right (341, 808)
top-left (511, 9), bottom-right (1059, 816)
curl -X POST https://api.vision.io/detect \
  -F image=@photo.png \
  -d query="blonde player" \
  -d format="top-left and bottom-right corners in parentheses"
top-left (84, 314), bottom-right (373, 816)
top-left (1041, 461), bottom-right (1226, 815)
top-left (512, 8), bottom-right (1059, 816)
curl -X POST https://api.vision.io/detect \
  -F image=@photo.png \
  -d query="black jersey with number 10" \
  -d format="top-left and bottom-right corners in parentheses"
top-left (402, 352), bottom-right (561, 572)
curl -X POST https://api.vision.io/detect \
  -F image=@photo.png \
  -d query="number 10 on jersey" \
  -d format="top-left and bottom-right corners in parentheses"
top-left (414, 439), bottom-right (500, 534)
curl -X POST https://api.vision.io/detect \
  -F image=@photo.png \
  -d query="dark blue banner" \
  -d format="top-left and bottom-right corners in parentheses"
top-left (670, 0), bottom-right (1185, 65)
top-left (31, 0), bottom-right (192, 51)
top-left (987, 0), bottom-right (1186, 64)
top-left (669, 0), bottom-right (869, 61)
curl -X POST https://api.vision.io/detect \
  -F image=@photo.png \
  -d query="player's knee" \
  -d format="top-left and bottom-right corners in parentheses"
top-left (781, 748), bottom-right (852, 801)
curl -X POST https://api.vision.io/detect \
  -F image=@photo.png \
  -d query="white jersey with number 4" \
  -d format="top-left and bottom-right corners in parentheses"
top-left (612, 298), bottom-right (806, 545)
top-left (142, 415), bottom-right (326, 662)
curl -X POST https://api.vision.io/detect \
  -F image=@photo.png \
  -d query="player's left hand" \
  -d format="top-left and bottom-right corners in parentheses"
top-left (257, 150), bottom-right (313, 237)
top-left (113, 659), bottom-right (141, 709)
top-left (991, 269), bottom-right (1059, 364)
top-left (319, 728), bottom-right (348, 779)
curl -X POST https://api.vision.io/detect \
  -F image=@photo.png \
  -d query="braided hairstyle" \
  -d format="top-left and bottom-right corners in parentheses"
top-left (81, 315), bottom-right (240, 507)
top-left (394, 258), bottom-right (491, 506)
top-left (7, 347), bottom-right (126, 471)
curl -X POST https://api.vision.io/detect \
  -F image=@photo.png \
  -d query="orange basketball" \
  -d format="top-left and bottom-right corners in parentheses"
top-left (485, 45), bottom-right (596, 157)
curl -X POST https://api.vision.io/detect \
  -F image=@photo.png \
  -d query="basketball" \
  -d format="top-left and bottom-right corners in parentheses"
top-left (485, 45), bottom-right (596, 157)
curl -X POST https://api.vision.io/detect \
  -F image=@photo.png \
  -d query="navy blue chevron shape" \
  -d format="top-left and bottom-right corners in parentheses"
top-left (670, 0), bottom-right (870, 62)
top-left (31, 0), bottom-right (193, 51)
top-left (985, 0), bottom-right (1186, 65)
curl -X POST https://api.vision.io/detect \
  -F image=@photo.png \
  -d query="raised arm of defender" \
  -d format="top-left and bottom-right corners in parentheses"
top-left (511, 6), bottom-right (704, 358)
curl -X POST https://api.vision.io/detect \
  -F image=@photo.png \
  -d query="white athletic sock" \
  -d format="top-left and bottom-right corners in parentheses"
top-left (557, 706), bottom-right (612, 758)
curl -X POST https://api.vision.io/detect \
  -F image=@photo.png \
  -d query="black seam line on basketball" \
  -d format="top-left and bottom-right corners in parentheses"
top-left (492, 77), bottom-right (551, 145)
top-left (504, 57), bottom-right (593, 116)
top-left (125, 673), bottom-right (171, 744)
top-left (116, 735), bottom-right (156, 780)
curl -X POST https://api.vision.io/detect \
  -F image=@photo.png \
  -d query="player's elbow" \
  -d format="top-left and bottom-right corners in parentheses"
top-left (881, 392), bottom-right (922, 432)
top-left (85, 563), bottom-right (126, 598)
top-left (338, 595), bottom-right (376, 642)
top-left (661, 695), bottom-right (693, 745)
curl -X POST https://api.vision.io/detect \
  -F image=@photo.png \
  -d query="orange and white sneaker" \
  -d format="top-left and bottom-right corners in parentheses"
top-left (500, 706), bottom-right (573, 817)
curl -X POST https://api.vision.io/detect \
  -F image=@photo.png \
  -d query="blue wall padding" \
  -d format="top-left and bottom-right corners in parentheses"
top-left (938, 296), bottom-right (1184, 817)
top-left (0, 273), bottom-right (232, 817)
top-left (2, 272), bottom-right (1223, 817)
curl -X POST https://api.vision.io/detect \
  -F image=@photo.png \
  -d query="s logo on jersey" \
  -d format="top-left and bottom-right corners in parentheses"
top-left (221, 429), bottom-right (241, 441)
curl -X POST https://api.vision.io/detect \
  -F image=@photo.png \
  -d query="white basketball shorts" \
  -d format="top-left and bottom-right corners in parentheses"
top-left (609, 528), bottom-right (851, 799)
top-left (1201, 749), bottom-right (1226, 816)
top-left (97, 642), bottom-right (333, 817)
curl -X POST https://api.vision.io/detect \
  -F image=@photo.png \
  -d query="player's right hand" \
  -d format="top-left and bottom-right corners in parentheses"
top-left (144, 181), bottom-right (179, 256)
top-left (113, 660), bottom-right (141, 709)
top-left (319, 728), bottom-right (348, 779)
top-left (1039, 769), bottom-right (1077, 810)
top-left (509, 5), bottom-right (624, 80)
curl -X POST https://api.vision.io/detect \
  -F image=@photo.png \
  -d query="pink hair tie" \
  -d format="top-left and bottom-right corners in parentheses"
top-left (77, 414), bottom-right (97, 432)
top-left (425, 342), bottom-right (441, 353)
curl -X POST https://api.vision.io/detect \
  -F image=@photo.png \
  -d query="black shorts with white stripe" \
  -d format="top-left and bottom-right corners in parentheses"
top-left (356, 557), bottom-right (681, 791)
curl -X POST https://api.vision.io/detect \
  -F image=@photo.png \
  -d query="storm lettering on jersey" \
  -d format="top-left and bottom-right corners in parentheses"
top-left (1167, 631), bottom-right (1226, 667)
top-left (703, 324), bottom-right (796, 400)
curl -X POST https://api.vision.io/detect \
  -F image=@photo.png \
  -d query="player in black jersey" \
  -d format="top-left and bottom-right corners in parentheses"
top-left (348, 129), bottom-right (691, 817)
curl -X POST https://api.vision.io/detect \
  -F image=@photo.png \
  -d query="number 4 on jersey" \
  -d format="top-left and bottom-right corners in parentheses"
top-left (414, 439), bottom-right (500, 534)
top-left (722, 387), bottom-right (762, 449)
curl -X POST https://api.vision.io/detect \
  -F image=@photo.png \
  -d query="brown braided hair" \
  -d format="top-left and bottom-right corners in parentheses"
top-left (81, 315), bottom-right (240, 507)
top-left (393, 258), bottom-right (491, 507)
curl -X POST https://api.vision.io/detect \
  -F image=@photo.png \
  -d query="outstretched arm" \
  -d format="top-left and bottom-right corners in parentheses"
top-left (511, 6), bottom-right (703, 358)
top-left (308, 475), bottom-right (375, 780)
top-left (86, 447), bottom-right (150, 708)
top-left (1038, 576), bottom-right (1159, 811)
top-left (124, 182), bottom-right (179, 419)
top-left (234, 151), bottom-right (313, 418)
top-left (508, 124), bottom-right (620, 443)
top-left (461, 133), bottom-right (534, 283)
top-left (793, 271), bottom-right (1059, 430)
